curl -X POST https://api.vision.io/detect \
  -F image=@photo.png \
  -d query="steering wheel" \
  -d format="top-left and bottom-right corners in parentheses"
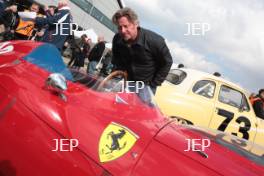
top-left (97, 70), bottom-right (128, 92)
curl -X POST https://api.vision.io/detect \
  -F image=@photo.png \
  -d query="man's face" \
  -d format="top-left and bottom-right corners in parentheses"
top-left (49, 7), bottom-right (55, 15)
top-left (30, 4), bottom-right (39, 13)
top-left (87, 39), bottom-right (91, 44)
top-left (260, 92), bottom-right (264, 99)
top-left (82, 36), bottom-right (87, 42)
top-left (117, 16), bottom-right (138, 42)
top-left (98, 36), bottom-right (104, 42)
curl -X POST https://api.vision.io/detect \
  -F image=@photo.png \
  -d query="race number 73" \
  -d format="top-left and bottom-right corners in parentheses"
top-left (216, 108), bottom-right (251, 140)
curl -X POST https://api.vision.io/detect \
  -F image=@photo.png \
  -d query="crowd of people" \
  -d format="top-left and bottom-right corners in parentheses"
top-left (0, 0), bottom-right (72, 48)
top-left (0, 1), bottom-right (173, 105)
top-left (0, 0), bottom-right (112, 75)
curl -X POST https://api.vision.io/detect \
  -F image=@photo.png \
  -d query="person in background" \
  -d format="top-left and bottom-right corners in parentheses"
top-left (45, 5), bottom-right (57, 16)
top-left (72, 34), bottom-right (90, 70)
top-left (251, 89), bottom-right (264, 120)
top-left (0, 3), bottom-right (17, 39)
top-left (14, 2), bottom-right (41, 40)
top-left (87, 36), bottom-right (105, 74)
top-left (35, 5), bottom-right (57, 41)
top-left (249, 93), bottom-right (257, 105)
top-left (100, 49), bottom-right (113, 76)
top-left (80, 34), bottom-right (91, 60)
top-left (0, 0), bottom-right (16, 18)
top-left (35, 0), bottom-right (72, 52)
top-left (67, 34), bottom-right (79, 67)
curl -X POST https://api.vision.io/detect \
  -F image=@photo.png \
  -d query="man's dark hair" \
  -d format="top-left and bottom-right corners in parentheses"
top-left (112, 7), bottom-right (138, 25)
top-left (48, 5), bottom-right (57, 9)
top-left (81, 34), bottom-right (87, 38)
top-left (48, 5), bottom-right (58, 13)
top-left (31, 2), bottom-right (40, 8)
top-left (30, 2), bottom-right (40, 13)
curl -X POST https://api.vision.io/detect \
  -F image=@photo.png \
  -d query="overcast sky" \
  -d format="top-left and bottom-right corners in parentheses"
top-left (123, 0), bottom-right (264, 93)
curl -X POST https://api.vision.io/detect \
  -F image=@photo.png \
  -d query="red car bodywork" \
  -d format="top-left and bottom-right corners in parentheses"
top-left (0, 41), bottom-right (263, 176)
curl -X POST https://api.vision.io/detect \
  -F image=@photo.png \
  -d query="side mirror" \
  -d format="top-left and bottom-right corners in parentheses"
top-left (45, 73), bottom-right (67, 101)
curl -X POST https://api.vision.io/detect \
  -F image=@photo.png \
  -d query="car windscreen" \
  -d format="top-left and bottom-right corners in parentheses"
top-left (22, 43), bottom-right (163, 110)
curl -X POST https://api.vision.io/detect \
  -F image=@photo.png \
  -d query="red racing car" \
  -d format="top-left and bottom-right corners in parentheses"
top-left (0, 41), bottom-right (263, 176)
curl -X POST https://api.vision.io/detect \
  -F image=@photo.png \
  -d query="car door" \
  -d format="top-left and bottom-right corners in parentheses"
top-left (187, 79), bottom-right (217, 126)
top-left (252, 117), bottom-right (264, 147)
top-left (209, 84), bottom-right (257, 143)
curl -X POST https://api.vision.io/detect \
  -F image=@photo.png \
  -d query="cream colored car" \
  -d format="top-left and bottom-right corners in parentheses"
top-left (155, 68), bottom-right (264, 147)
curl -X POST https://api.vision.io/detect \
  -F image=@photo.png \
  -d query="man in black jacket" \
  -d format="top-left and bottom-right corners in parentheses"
top-left (111, 7), bottom-right (172, 94)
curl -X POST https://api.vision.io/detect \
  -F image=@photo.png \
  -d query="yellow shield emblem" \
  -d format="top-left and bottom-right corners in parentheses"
top-left (99, 122), bottom-right (139, 163)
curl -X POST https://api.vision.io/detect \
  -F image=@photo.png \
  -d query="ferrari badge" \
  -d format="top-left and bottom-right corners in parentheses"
top-left (99, 122), bottom-right (139, 162)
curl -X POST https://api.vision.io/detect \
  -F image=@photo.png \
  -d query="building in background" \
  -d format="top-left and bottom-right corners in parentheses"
top-left (35, 0), bottom-right (124, 42)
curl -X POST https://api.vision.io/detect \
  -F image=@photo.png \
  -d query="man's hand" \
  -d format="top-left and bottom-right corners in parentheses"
top-left (44, 5), bottom-right (49, 11)
top-left (37, 31), bottom-right (44, 37)
top-left (5, 5), bottom-right (17, 13)
top-left (64, 41), bottom-right (69, 47)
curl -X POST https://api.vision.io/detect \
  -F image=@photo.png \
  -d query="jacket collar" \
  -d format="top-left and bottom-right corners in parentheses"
top-left (135, 27), bottom-right (145, 45)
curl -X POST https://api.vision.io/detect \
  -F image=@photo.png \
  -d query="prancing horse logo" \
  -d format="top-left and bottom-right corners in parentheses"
top-left (105, 129), bottom-right (127, 154)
